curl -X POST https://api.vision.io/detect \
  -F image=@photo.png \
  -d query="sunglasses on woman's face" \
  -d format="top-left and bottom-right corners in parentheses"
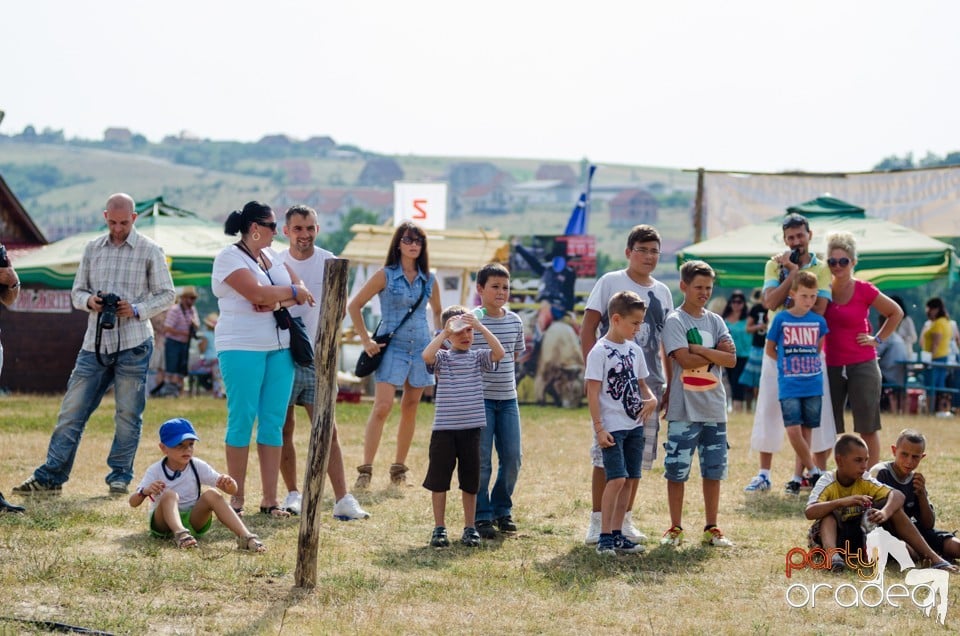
top-left (400, 236), bottom-right (423, 246)
top-left (827, 257), bottom-right (851, 267)
top-left (255, 219), bottom-right (277, 232)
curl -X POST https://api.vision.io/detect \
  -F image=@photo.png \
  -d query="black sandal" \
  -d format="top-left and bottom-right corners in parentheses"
top-left (259, 505), bottom-right (291, 518)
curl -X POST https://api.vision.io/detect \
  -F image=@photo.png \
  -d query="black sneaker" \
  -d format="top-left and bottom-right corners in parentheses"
top-left (596, 535), bottom-right (616, 556)
top-left (613, 533), bottom-right (645, 554)
top-left (461, 527), bottom-right (481, 547)
top-left (784, 480), bottom-right (801, 495)
top-left (831, 554), bottom-right (846, 573)
top-left (476, 520), bottom-right (497, 539)
top-left (12, 476), bottom-right (61, 496)
top-left (430, 526), bottom-right (450, 548)
top-left (805, 472), bottom-right (822, 489)
top-left (495, 515), bottom-right (517, 533)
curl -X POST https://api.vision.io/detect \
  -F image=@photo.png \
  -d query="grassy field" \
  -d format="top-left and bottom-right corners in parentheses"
top-left (2, 395), bottom-right (959, 634)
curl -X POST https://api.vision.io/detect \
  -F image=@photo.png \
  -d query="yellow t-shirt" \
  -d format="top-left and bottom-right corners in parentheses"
top-left (923, 316), bottom-right (951, 359)
top-left (810, 471), bottom-right (891, 523)
top-left (762, 256), bottom-right (832, 321)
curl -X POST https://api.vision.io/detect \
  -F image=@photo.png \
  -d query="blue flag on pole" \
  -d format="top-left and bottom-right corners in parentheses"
top-left (563, 164), bottom-right (596, 236)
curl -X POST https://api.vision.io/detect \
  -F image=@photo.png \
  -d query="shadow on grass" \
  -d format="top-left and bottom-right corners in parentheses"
top-left (738, 493), bottom-right (807, 519)
top-left (371, 536), bottom-right (508, 571)
top-left (535, 543), bottom-right (720, 590)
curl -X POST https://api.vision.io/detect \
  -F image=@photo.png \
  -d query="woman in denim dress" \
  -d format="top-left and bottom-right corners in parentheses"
top-left (347, 222), bottom-right (442, 489)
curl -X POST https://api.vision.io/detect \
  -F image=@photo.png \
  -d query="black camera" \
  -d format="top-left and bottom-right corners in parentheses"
top-left (789, 248), bottom-right (802, 265)
top-left (98, 291), bottom-right (121, 330)
top-left (0, 244), bottom-right (8, 268)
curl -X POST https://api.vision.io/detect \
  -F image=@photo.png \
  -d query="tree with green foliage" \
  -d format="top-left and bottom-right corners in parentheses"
top-left (321, 207), bottom-right (381, 255)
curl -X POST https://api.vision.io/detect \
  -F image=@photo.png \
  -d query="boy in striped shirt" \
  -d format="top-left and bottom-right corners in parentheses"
top-left (422, 306), bottom-right (505, 547)
top-left (472, 263), bottom-right (527, 539)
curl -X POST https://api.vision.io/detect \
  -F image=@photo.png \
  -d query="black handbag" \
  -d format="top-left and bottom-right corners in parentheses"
top-left (354, 284), bottom-right (427, 378)
top-left (236, 242), bottom-right (314, 367)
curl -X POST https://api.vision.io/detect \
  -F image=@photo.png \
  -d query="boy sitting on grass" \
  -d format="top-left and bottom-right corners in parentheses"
top-left (130, 418), bottom-right (265, 552)
top-left (585, 290), bottom-right (658, 556)
top-left (806, 433), bottom-right (957, 572)
top-left (870, 428), bottom-right (960, 563)
top-left (422, 306), bottom-right (504, 548)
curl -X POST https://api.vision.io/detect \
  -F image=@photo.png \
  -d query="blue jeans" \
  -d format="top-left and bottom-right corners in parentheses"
top-left (35, 339), bottom-right (153, 487)
top-left (476, 398), bottom-right (522, 522)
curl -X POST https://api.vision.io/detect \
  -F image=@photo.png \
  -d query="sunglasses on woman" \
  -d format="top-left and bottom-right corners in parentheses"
top-left (400, 236), bottom-right (423, 246)
top-left (254, 219), bottom-right (277, 231)
top-left (827, 257), bottom-right (851, 267)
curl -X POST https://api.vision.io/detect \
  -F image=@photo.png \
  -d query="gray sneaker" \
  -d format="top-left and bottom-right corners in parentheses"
top-left (108, 481), bottom-right (129, 495)
top-left (12, 476), bottom-right (61, 496)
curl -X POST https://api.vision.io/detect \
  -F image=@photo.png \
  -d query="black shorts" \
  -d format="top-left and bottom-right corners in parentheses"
top-left (808, 516), bottom-right (865, 554)
top-left (918, 524), bottom-right (956, 555)
top-left (422, 428), bottom-right (481, 494)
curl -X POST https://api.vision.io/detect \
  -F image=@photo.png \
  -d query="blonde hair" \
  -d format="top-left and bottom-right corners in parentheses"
top-left (826, 231), bottom-right (857, 261)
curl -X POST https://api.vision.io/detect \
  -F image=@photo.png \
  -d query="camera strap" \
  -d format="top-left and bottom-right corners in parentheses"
top-left (94, 311), bottom-right (121, 367)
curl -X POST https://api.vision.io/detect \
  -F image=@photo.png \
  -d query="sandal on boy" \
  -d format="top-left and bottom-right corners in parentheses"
top-left (932, 560), bottom-right (959, 573)
top-left (238, 534), bottom-right (266, 552)
top-left (259, 505), bottom-right (291, 518)
top-left (173, 530), bottom-right (197, 549)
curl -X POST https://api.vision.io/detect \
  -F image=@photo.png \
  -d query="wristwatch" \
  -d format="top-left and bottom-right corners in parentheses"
top-left (874, 334), bottom-right (883, 345)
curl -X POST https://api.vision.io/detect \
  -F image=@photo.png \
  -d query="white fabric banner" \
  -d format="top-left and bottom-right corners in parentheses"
top-left (703, 167), bottom-right (960, 238)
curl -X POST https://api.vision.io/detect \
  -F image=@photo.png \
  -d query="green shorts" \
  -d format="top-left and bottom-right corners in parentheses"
top-left (149, 508), bottom-right (213, 538)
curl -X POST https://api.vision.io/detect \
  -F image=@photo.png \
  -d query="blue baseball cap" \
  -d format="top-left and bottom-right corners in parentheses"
top-left (159, 418), bottom-right (200, 447)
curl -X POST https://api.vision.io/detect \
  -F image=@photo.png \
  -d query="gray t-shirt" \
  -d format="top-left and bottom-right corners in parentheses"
top-left (583, 270), bottom-right (673, 393)
top-left (663, 307), bottom-right (730, 423)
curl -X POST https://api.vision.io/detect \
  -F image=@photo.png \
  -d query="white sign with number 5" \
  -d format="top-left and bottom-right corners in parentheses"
top-left (393, 182), bottom-right (447, 230)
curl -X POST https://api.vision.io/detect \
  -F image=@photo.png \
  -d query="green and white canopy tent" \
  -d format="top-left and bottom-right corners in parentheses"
top-left (15, 197), bottom-right (233, 288)
top-left (677, 196), bottom-right (958, 290)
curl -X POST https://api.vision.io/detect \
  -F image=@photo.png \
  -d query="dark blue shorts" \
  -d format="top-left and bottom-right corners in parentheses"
top-left (600, 426), bottom-right (643, 481)
top-left (780, 396), bottom-right (822, 428)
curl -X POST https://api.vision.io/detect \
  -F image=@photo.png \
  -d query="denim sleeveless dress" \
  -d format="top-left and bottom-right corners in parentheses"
top-left (374, 265), bottom-right (435, 388)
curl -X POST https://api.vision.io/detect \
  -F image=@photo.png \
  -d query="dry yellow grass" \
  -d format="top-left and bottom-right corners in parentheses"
top-left (1, 395), bottom-right (959, 634)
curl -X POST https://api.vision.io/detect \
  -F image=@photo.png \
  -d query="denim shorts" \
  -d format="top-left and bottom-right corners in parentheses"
top-left (600, 426), bottom-right (643, 481)
top-left (780, 396), bottom-right (822, 428)
top-left (663, 421), bottom-right (728, 482)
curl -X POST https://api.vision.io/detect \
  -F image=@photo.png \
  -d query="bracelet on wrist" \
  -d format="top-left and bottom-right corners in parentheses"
top-left (291, 284), bottom-right (298, 300)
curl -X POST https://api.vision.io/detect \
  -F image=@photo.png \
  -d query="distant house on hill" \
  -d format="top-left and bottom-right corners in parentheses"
top-left (103, 127), bottom-right (133, 145)
top-left (510, 179), bottom-right (575, 205)
top-left (448, 162), bottom-right (501, 194)
top-left (258, 134), bottom-right (293, 146)
top-left (535, 164), bottom-right (577, 186)
top-left (356, 158), bottom-right (404, 188)
top-left (274, 188), bottom-right (393, 233)
top-left (609, 188), bottom-right (659, 227)
top-left (304, 136), bottom-right (337, 155)
top-left (456, 172), bottom-right (514, 215)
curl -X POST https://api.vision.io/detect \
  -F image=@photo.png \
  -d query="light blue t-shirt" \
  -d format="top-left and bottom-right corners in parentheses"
top-left (766, 310), bottom-right (829, 399)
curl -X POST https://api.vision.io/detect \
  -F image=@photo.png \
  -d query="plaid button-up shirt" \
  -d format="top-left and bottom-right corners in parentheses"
top-left (72, 227), bottom-right (176, 354)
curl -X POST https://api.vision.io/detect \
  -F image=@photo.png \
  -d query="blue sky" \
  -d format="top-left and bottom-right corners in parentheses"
top-left (3, 1), bottom-right (957, 172)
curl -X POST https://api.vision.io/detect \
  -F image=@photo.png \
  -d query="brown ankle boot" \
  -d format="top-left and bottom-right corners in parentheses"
top-left (355, 464), bottom-right (373, 490)
top-left (389, 463), bottom-right (409, 486)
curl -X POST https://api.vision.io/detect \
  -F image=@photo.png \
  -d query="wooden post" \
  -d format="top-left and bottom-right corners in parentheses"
top-left (693, 167), bottom-right (705, 244)
top-left (294, 258), bottom-right (348, 588)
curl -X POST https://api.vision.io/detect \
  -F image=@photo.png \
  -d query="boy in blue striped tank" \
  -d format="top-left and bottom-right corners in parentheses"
top-left (422, 305), bottom-right (505, 547)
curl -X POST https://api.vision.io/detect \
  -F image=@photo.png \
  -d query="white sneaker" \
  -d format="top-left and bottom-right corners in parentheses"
top-left (584, 511), bottom-right (601, 545)
top-left (622, 511), bottom-right (648, 542)
top-left (332, 494), bottom-right (370, 521)
top-left (283, 491), bottom-right (302, 516)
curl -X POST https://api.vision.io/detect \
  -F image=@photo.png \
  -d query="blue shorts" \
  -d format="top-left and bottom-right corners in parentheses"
top-left (780, 396), bottom-right (822, 428)
top-left (289, 362), bottom-right (316, 407)
top-left (663, 421), bottom-right (728, 482)
top-left (600, 426), bottom-right (643, 481)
